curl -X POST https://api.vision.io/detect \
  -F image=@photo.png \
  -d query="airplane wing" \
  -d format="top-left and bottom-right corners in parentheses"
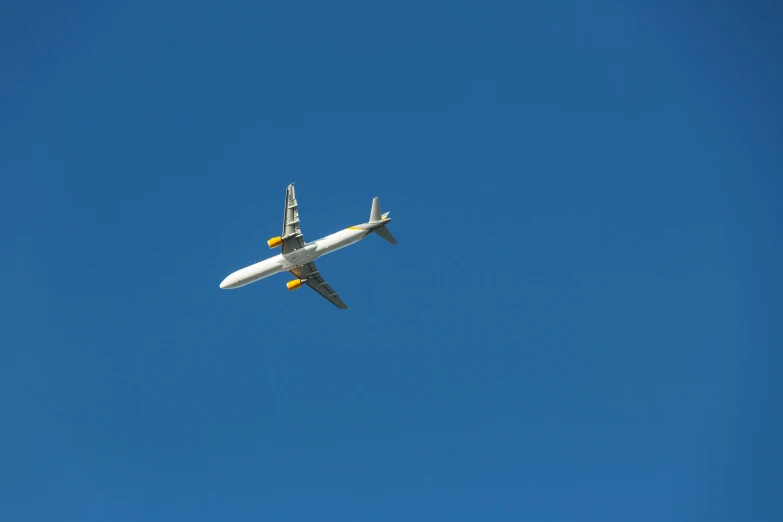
top-left (280, 184), bottom-right (347, 309)
top-left (281, 183), bottom-right (305, 254)
top-left (290, 261), bottom-right (349, 310)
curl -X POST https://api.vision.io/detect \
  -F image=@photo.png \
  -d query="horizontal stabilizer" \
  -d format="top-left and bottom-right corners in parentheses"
top-left (374, 225), bottom-right (398, 244)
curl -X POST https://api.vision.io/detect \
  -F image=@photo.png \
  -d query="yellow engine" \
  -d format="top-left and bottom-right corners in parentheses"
top-left (287, 279), bottom-right (303, 291)
top-left (267, 236), bottom-right (283, 248)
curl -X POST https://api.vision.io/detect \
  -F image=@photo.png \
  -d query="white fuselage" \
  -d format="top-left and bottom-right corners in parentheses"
top-left (219, 226), bottom-right (369, 290)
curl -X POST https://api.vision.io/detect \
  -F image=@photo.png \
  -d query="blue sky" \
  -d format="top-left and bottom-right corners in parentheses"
top-left (1, 1), bottom-right (781, 520)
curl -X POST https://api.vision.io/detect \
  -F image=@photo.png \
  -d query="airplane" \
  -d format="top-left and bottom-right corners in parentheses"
top-left (219, 183), bottom-right (397, 309)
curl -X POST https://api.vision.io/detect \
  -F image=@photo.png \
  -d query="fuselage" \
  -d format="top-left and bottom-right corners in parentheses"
top-left (219, 223), bottom-right (379, 290)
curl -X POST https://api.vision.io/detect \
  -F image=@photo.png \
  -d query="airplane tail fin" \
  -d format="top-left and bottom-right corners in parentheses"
top-left (369, 197), bottom-right (397, 244)
top-left (369, 197), bottom-right (382, 222)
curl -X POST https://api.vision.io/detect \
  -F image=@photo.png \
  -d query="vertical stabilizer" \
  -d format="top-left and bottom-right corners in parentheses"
top-left (369, 197), bottom-right (382, 222)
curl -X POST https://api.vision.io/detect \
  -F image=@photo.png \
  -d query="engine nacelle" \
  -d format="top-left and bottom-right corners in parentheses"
top-left (268, 236), bottom-right (283, 249)
top-left (287, 279), bottom-right (303, 291)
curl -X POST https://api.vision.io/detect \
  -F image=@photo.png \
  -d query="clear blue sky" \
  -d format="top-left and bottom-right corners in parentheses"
top-left (2, 1), bottom-right (781, 520)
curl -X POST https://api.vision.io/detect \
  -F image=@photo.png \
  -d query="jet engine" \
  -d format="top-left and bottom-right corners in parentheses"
top-left (268, 236), bottom-right (283, 248)
top-left (287, 279), bottom-right (303, 291)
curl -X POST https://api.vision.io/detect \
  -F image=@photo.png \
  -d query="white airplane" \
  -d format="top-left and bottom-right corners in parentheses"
top-left (219, 183), bottom-right (397, 309)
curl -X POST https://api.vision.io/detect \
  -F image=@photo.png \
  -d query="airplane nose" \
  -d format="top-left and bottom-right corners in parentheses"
top-left (220, 271), bottom-right (244, 289)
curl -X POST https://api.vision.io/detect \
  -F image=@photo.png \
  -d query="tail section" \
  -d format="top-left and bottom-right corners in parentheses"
top-left (368, 197), bottom-right (397, 244)
top-left (375, 225), bottom-right (398, 244)
top-left (369, 197), bottom-right (382, 222)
